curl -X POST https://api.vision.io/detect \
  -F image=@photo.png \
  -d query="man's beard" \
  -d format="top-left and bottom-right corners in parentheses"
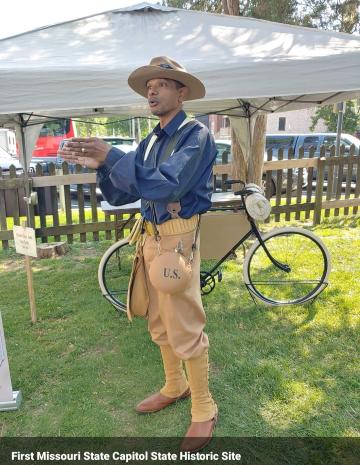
top-left (150, 107), bottom-right (166, 117)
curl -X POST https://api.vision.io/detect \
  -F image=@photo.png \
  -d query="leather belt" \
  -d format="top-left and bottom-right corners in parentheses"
top-left (144, 215), bottom-right (199, 236)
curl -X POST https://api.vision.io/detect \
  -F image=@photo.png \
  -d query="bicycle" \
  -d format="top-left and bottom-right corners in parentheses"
top-left (98, 181), bottom-right (330, 313)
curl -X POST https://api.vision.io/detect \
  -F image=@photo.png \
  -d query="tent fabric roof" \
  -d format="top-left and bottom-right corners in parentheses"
top-left (1, 2), bottom-right (360, 124)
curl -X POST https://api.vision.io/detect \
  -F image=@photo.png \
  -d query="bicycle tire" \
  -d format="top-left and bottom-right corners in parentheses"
top-left (243, 227), bottom-right (330, 305)
top-left (98, 237), bottom-right (134, 313)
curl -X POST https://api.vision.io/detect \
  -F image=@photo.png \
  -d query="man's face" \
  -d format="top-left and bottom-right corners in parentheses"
top-left (147, 78), bottom-right (186, 117)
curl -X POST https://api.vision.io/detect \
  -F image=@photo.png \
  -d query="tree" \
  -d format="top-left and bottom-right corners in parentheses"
top-left (310, 101), bottom-right (360, 133)
top-left (164, 0), bottom-right (360, 32)
top-left (75, 116), bottom-right (157, 140)
top-left (297, 0), bottom-right (360, 33)
top-left (162, 0), bottom-right (223, 12)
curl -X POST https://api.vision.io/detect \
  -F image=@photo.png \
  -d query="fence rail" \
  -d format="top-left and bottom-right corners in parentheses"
top-left (1, 144), bottom-right (360, 249)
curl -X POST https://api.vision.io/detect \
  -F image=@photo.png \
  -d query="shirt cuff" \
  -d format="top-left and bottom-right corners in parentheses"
top-left (96, 164), bottom-right (110, 179)
top-left (104, 147), bottom-right (126, 170)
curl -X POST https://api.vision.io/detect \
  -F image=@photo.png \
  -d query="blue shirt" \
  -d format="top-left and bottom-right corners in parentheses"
top-left (97, 110), bottom-right (217, 224)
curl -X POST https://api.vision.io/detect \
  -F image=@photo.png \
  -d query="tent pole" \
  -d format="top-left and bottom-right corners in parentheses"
top-left (131, 118), bottom-right (136, 139)
top-left (18, 114), bottom-right (35, 229)
top-left (335, 102), bottom-right (344, 157)
top-left (334, 102), bottom-right (345, 196)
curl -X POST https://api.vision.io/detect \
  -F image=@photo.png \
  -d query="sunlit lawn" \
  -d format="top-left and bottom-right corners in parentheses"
top-left (0, 215), bottom-right (359, 438)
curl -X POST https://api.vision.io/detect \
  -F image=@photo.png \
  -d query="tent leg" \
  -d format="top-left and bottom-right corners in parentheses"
top-left (18, 114), bottom-right (35, 229)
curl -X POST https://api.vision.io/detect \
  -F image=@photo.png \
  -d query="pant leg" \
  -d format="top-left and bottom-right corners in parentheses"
top-left (143, 234), bottom-right (168, 346)
top-left (143, 229), bottom-right (209, 360)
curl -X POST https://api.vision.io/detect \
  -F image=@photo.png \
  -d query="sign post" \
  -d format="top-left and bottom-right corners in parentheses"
top-left (0, 313), bottom-right (22, 411)
top-left (13, 223), bottom-right (38, 323)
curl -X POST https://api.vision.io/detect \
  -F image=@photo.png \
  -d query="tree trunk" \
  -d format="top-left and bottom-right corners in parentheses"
top-left (231, 128), bottom-right (247, 185)
top-left (222, 0), bottom-right (229, 14)
top-left (224, 0), bottom-right (267, 189)
top-left (226, 0), bottom-right (240, 16)
top-left (248, 114), bottom-right (267, 185)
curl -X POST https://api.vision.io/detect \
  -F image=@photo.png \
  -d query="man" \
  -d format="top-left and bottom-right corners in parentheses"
top-left (59, 57), bottom-right (218, 451)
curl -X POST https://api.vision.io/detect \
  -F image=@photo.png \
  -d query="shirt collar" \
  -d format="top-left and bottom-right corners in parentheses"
top-left (153, 110), bottom-right (187, 138)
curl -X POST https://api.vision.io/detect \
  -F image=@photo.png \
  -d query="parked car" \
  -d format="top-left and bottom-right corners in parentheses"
top-left (0, 145), bottom-right (36, 174)
top-left (265, 133), bottom-right (359, 181)
top-left (214, 140), bottom-right (308, 196)
top-left (100, 136), bottom-right (137, 153)
top-left (265, 133), bottom-right (360, 158)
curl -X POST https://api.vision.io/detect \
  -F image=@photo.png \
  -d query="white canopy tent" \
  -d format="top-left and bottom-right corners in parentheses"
top-left (1, 2), bottom-right (360, 168)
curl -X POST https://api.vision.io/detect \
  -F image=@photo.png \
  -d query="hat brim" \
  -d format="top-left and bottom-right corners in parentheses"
top-left (128, 65), bottom-right (205, 101)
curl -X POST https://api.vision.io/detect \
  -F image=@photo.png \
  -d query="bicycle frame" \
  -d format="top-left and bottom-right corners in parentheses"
top-left (201, 194), bottom-right (290, 291)
top-left (99, 189), bottom-right (330, 311)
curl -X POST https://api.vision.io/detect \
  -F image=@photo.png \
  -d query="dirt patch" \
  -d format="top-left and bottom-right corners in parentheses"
top-left (0, 259), bottom-right (23, 273)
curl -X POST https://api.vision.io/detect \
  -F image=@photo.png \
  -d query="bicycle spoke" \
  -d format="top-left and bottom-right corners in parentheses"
top-left (100, 241), bottom-right (135, 311)
top-left (246, 229), bottom-right (329, 304)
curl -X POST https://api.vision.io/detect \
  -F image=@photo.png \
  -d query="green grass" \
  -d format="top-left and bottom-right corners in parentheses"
top-left (0, 216), bottom-right (359, 438)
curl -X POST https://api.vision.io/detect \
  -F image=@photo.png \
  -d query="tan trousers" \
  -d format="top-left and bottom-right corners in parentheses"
top-left (142, 224), bottom-right (209, 360)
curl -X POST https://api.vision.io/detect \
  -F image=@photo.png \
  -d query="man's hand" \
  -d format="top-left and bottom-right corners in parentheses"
top-left (57, 137), bottom-right (112, 169)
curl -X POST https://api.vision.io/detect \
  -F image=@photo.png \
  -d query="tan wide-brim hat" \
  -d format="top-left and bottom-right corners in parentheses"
top-left (128, 56), bottom-right (205, 101)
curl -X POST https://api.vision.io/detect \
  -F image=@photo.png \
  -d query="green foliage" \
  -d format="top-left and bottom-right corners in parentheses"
top-left (163, 0), bottom-right (223, 12)
top-left (298, 0), bottom-right (360, 33)
top-left (164, 0), bottom-right (360, 32)
top-left (74, 117), bottom-right (157, 140)
top-left (245, 0), bottom-right (298, 23)
top-left (310, 101), bottom-right (359, 133)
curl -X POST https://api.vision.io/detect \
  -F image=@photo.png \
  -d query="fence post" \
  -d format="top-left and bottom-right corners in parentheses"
top-left (56, 165), bottom-right (66, 213)
top-left (313, 157), bottom-right (326, 225)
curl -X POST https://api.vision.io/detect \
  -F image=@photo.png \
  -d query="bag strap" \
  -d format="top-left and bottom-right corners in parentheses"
top-left (148, 117), bottom-right (196, 225)
top-left (144, 117), bottom-right (193, 163)
top-left (188, 215), bottom-right (201, 264)
top-left (144, 134), bottom-right (157, 161)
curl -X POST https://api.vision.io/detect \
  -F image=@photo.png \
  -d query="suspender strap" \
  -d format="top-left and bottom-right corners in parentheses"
top-left (146, 117), bottom-right (197, 224)
top-left (144, 134), bottom-right (157, 161)
top-left (158, 118), bottom-right (196, 164)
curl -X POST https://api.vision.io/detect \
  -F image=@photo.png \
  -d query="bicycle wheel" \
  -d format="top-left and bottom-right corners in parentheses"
top-left (98, 238), bottom-right (135, 313)
top-left (243, 227), bottom-right (330, 305)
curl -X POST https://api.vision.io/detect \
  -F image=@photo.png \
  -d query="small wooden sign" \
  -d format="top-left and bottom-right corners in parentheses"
top-left (13, 223), bottom-right (37, 322)
top-left (13, 225), bottom-right (37, 258)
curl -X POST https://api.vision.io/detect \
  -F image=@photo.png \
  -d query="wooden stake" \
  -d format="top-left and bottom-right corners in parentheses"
top-left (24, 255), bottom-right (37, 323)
top-left (21, 221), bottom-right (37, 323)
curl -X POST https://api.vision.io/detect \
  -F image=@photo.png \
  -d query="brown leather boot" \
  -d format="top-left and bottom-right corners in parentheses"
top-left (135, 387), bottom-right (191, 414)
top-left (180, 411), bottom-right (218, 452)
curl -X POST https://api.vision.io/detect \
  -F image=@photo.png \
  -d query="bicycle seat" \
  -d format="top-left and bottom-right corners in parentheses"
top-left (234, 186), bottom-right (264, 197)
top-left (224, 180), bottom-right (264, 197)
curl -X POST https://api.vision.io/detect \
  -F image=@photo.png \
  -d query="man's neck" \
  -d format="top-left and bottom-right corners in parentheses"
top-left (159, 107), bottom-right (183, 128)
